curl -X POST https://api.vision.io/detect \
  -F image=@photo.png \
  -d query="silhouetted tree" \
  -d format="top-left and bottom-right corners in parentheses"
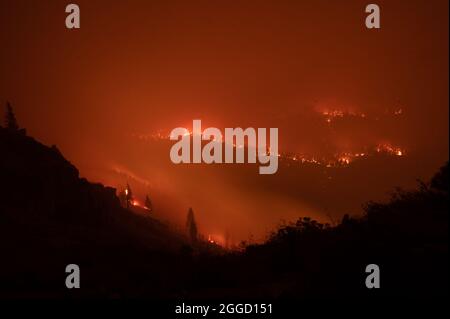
top-left (430, 162), bottom-right (449, 192)
top-left (225, 230), bottom-right (231, 249)
top-left (145, 195), bottom-right (153, 212)
top-left (5, 102), bottom-right (19, 131)
top-left (125, 183), bottom-right (134, 209)
top-left (118, 188), bottom-right (127, 208)
top-left (186, 208), bottom-right (198, 243)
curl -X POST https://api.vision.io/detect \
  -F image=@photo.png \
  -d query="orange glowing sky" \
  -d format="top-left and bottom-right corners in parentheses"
top-left (1, 0), bottom-right (448, 243)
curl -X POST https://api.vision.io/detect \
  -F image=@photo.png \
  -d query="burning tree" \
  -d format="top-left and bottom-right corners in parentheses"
top-left (118, 184), bottom-right (134, 209)
top-left (125, 183), bottom-right (134, 209)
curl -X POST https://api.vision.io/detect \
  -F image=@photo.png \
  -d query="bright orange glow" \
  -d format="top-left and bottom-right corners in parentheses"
top-left (338, 156), bottom-right (351, 165)
top-left (208, 235), bottom-right (215, 244)
top-left (376, 143), bottom-right (405, 157)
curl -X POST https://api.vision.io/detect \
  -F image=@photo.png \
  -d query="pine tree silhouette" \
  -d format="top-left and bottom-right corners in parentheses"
top-left (118, 189), bottom-right (127, 208)
top-left (5, 102), bottom-right (19, 131)
top-left (186, 208), bottom-right (198, 243)
top-left (145, 195), bottom-right (153, 212)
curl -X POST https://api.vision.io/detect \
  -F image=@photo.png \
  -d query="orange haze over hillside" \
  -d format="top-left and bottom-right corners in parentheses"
top-left (1, 0), bottom-right (448, 243)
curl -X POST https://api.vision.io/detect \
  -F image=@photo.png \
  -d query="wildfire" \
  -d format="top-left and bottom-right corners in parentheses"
top-left (321, 109), bottom-right (367, 123)
top-left (207, 234), bottom-right (225, 246)
top-left (133, 131), bottom-right (406, 168)
top-left (279, 143), bottom-right (405, 167)
top-left (338, 156), bottom-right (351, 165)
top-left (318, 106), bottom-right (405, 124)
top-left (376, 143), bottom-right (404, 156)
top-left (130, 199), bottom-right (151, 210)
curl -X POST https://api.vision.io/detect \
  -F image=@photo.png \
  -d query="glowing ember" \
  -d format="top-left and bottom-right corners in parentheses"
top-left (376, 143), bottom-right (405, 156)
top-left (320, 109), bottom-right (367, 122)
top-left (338, 156), bottom-right (351, 165)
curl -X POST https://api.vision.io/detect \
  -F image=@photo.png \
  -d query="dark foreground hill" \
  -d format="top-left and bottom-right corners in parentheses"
top-left (187, 163), bottom-right (449, 299)
top-left (0, 126), bottom-right (448, 299)
top-left (0, 127), bottom-right (190, 298)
